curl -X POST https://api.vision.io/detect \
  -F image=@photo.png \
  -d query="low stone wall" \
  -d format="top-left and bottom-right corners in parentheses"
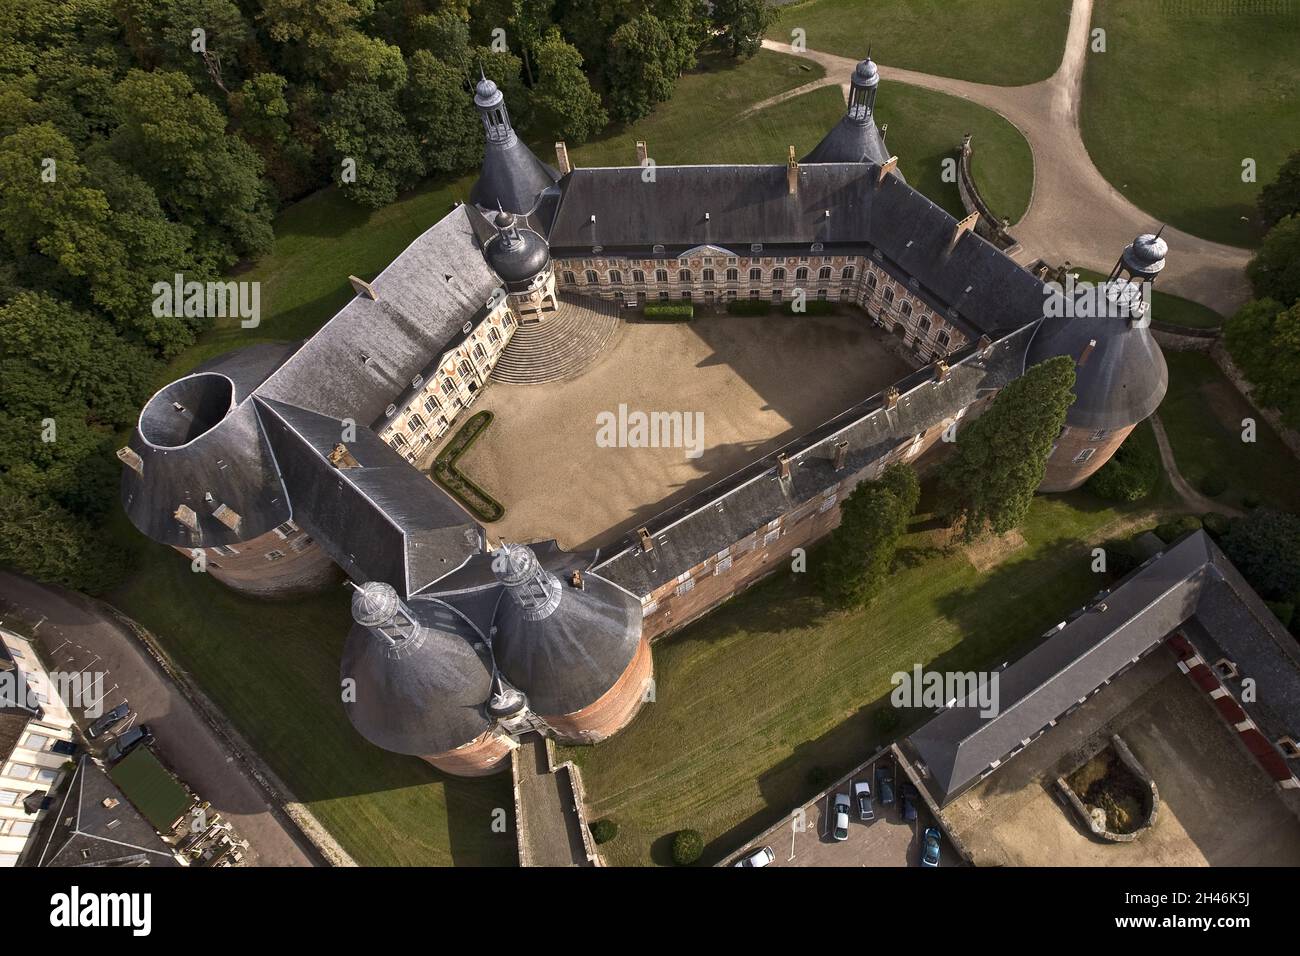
top-left (1057, 734), bottom-right (1159, 843)
top-left (545, 737), bottom-right (604, 866)
top-left (1210, 341), bottom-right (1300, 459)
top-left (957, 134), bottom-right (1020, 255)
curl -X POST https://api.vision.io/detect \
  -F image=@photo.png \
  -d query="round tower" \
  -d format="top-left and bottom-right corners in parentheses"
top-left (488, 543), bottom-right (652, 743)
top-left (341, 582), bottom-right (513, 776)
top-left (1031, 234), bottom-right (1170, 492)
top-left (484, 207), bottom-right (558, 317)
top-left (469, 72), bottom-right (560, 215)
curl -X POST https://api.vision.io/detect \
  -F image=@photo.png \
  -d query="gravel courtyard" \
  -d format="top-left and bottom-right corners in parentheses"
top-left (452, 310), bottom-right (912, 551)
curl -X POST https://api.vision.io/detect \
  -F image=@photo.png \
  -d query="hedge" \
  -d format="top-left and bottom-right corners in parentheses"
top-left (726, 299), bottom-right (771, 316)
top-left (643, 303), bottom-right (694, 321)
top-left (431, 411), bottom-right (505, 522)
top-left (1086, 431), bottom-right (1160, 502)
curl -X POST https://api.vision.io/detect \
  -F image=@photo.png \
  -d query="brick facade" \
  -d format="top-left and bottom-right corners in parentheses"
top-left (1040, 423), bottom-right (1134, 492)
top-left (543, 634), bottom-right (654, 743)
top-left (425, 729), bottom-right (516, 777)
top-left (175, 520), bottom-right (339, 597)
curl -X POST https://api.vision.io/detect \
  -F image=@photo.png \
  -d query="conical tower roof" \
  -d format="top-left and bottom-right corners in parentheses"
top-left (803, 53), bottom-right (894, 170)
top-left (469, 73), bottom-right (559, 215)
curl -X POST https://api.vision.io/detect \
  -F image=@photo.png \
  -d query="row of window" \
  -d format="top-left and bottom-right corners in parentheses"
top-left (566, 266), bottom-right (858, 286)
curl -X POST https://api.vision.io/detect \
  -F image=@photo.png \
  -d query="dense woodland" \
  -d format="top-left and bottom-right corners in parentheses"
top-left (0, 0), bottom-right (772, 590)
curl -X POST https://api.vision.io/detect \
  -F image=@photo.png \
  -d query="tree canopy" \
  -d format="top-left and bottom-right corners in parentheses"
top-left (818, 463), bottom-right (920, 609)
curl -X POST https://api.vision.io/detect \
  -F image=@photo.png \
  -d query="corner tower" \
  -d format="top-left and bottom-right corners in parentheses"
top-left (1031, 234), bottom-right (1170, 492)
top-left (469, 72), bottom-right (560, 215)
top-left (803, 52), bottom-right (895, 171)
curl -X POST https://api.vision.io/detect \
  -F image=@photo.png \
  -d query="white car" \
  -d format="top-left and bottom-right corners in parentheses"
top-left (734, 846), bottom-right (776, 867)
top-left (832, 793), bottom-right (851, 841)
top-left (853, 780), bottom-right (875, 821)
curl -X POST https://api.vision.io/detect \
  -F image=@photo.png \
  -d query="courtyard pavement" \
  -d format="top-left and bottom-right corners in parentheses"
top-left (455, 311), bottom-right (911, 551)
top-left (759, 0), bottom-right (1251, 316)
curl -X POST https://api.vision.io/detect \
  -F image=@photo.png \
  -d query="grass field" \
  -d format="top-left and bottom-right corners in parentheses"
top-left (1072, 268), bottom-right (1224, 329)
top-left (560, 488), bottom-right (1169, 866)
top-left (769, 0), bottom-right (1073, 86)
top-left (1080, 0), bottom-right (1300, 248)
top-left (109, 749), bottom-right (194, 834)
top-left (1159, 350), bottom-right (1300, 513)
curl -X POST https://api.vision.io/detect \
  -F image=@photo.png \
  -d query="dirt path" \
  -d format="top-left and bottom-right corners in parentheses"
top-left (759, 0), bottom-right (1251, 316)
top-left (1149, 414), bottom-right (1244, 517)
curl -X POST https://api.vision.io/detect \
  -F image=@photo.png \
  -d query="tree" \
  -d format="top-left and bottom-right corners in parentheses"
top-left (0, 487), bottom-right (130, 594)
top-left (1259, 149), bottom-right (1300, 228)
top-left (531, 29), bottom-right (607, 142)
top-left (939, 356), bottom-right (1076, 541)
top-left (711, 0), bottom-right (774, 58)
top-left (323, 82), bottom-right (424, 207)
top-left (818, 463), bottom-right (919, 609)
top-left (1225, 298), bottom-right (1300, 428)
top-left (671, 829), bottom-right (703, 865)
top-left (1247, 214), bottom-right (1300, 307)
top-left (403, 50), bottom-right (483, 176)
top-left (606, 14), bottom-right (676, 124)
top-left (1222, 508), bottom-right (1300, 603)
top-left (653, 0), bottom-right (709, 75)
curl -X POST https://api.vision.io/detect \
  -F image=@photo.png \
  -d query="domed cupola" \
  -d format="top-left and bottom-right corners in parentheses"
top-left (484, 207), bottom-right (551, 290)
top-left (340, 582), bottom-right (499, 763)
top-left (469, 71), bottom-right (560, 216)
top-left (488, 542), bottom-right (643, 719)
top-left (803, 49), bottom-right (895, 172)
top-left (1120, 233), bottom-right (1168, 280)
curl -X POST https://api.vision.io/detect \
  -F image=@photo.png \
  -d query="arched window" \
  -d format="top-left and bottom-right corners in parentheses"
top-left (459, 359), bottom-right (473, 379)
top-left (440, 377), bottom-right (456, 397)
top-left (901, 300), bottom-right (913, 318)
top-left (678, 269), bottom-right (692, 283)
top-left (726, 268), bottom-right (739, 282)
top-left (609, 270), bottom-right (622, 284)
top-left (883, 287), bottom-right (894, 304)
top-left (632, 269), bottom-right (645, 283)
top-left (866, 272), bottom-right (877, 290)
top-left (407, 414), bottom-right (424, 431)
top-left (917, 315), bottom-right (930, 334)
top-left (795, 267), bottom-right (809, 282)
top-left (749, 268), bottom-right (762, 283)
top-left (772, 267), bottom-right (786, 282)
top-left (936, 330), bottom-right (951, 350)
top-left (702, 268), bottom-right (715, 282)
top-left (818, 266), bottom-right (832, 281)
top-left (488, 327), bottom-right (501, 344)
top-left (562, 271), bottom-right (576, 284)
top-left (842, 266), bottom-right (855, 281)
top-left (655, 269), bottom-right (668, 283)
top-left (585, 270), bottom-right (598, 283)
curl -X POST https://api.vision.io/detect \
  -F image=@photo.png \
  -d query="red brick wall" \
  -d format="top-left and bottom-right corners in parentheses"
top-left (425, 730), bottom-right (514, 776)
top-left (172, 524), bottom-right (339, 597)
top-left (1040, 424), bottom-right (1134, 493)
top-left (543, 635), bottom-right (654, 743)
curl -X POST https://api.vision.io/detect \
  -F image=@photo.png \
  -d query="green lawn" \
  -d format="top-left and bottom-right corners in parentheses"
top-left (561, 489), bottom-right (1168, 866)
top-left (1159, 350), bottom-right (1300, 513)
top-left (109, 748), bottom-right (194, 834)
top-left (1073, 268), bottom-right (1224, 330)
top-left (1080, 0), bottom-right (1300, 248)
top-left (769, 0), bottom-right (1073, 85)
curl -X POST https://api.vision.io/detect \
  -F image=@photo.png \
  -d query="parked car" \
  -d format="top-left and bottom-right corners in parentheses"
top-left (106, 724), bottom-right (153, 763)
top-left (87, 702), bottom-right (130, 740)
top-left (901, 782), bottom-right (919, 823)
top-left (831, 794), bottom-right (851, 841)
top-left (853, 780), bottom-right (875, 821)
top-left (734, 846), bottom-right (775, 867)
top-left (921, 827), bottom-right (942, 867)
top-left (875, 766), bottom-right (895, 806)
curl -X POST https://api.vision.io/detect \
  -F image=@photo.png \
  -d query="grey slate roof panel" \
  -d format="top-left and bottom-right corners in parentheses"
top-left (254, 206), bottom-right (503, 427)
top-left (803, 113), bottom-right (893, 169)
top-left (471, 136), bottom-right (561, 216)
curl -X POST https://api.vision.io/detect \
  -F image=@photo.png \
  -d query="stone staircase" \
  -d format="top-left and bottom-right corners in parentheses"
top-left (491, 294), bottom-right (624, 386)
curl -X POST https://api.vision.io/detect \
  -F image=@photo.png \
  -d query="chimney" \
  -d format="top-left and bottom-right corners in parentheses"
top-left (883, 385), bottom-right (900, 410)
top-left (879, 123), bottom-right (888, 143)
top-left (212, 503), bottom-right (242, 533)
top-left (777, 453), bottom-right (791, 480)
top-left (635, 140), bottom-right (648, 166)
top-left (877, 156), bottom-right (898, 183)
top-left (555, 141), bottom-right (572, 176)
top-left (174, 504), bottom-right (199, 532)
top-left (329, 442), bottom-right (360, 469)
top-left (978, 333), bottom-right (992, 354)
top-left (948, 212), bottom-right (979, 252)
top-left (349, 275), bottom-right (378, 300)
top-left (637, 527), bottom-right (654, 553)
top-left (116, 446), bottom-right (143, 476)
top-left (1078, 338), bottom-right (1097, 366)
top-left (787, 146), bottom-right (799, 195)
top-left (933, 359), bottom-right (949, 383)
top-left (832, 441), bottom-right (848, 471)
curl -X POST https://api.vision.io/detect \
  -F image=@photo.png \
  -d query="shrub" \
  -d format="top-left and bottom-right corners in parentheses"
top-left (589, 819), bottom-right (618, 845)
top-left (671, 829), bottom-right (704, 866)
top-left (1154, 514), bottom-right (1203, 544)
top-left (1086, 433), bottom-right (1159, 502)
top-left (1201, 512), bottom-right (1233, 539)
top-left (643, 303), bottom-right (694, 321)
top-left (1221, 508), bottom-right (1300, 602)
top-left (1101, 538), bottom-right (1144, 578)
top-left (780, 299), bottom-right (836, 316)
top-left (726, 299), bottom-right (771, 316)
top-left (1198, 472), bottom-right (1228, 498)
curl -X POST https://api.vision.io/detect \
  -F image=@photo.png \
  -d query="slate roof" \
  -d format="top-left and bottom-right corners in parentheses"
top-left (595, 324), bottom-right (1035, 597)
top-left (906, 531), bottom-right (1299, 804)
top-left (341, 597), bottom-right (496, 756)
top-left (471, 134), bottom-right (561, 216)
top-left (548, 162), bottom-right (1047, 337)
top-left (803, 112), bottom-right (893, 169)
top-left (37, 756), bottom-right (179, 867)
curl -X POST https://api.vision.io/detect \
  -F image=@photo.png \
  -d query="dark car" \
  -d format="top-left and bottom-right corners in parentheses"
top-left (87, 702), bottom-right (130, 740)
top-left (901, 782), bottom-right (919, 823)
top-left (875, 766), bottom-right (895, 806)
top-left (106, 724), bottom-right (153, 763)
top-left (853, 780), bottom-right (874, 821)
top-left (921, 827), bottom-right (942, 867)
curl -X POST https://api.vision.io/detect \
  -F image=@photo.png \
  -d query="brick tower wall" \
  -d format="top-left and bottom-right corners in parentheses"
top-left (1039, 423), bottom-right (1135, 493)
top-left (173, 524), bottom-right (340, 597)
top-left (542, 635), bottom-right (654, 744)
top-left (426, 730), bottom-right (515, 777)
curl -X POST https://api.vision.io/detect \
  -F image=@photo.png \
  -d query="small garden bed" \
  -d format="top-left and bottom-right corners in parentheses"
top-left (432, 411), bottom-right (505, 523)
top-left (1061, 737), bottom-right (1157, 840)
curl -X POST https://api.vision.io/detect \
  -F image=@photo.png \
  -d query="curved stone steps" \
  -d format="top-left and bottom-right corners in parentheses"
top-left (491, 295), bottom-right (624, 385)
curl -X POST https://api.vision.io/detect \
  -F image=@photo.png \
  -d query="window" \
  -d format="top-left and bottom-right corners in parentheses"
top-left (392, 434), bottom-right (408, 448)
top-left (458, 360), bottom-right (473, 379)
top-left (840, 288), bottom-right (852, 300)
top-left (423, 395), bottom-right (440, 414)
top-left (714, 556), bottom-right (733, 575)
top-left (562, 271), bottom-right (576, 284)
top-left (609, 270), bottom-right (622, 284)
top-left (937, 330), bottom-right (951, 350)
top-left (488, 327), bottom-right (502, 344)
top-left (5, 764), bottom-right (36, 781)
top-left (817, 289), bottom-right (828, 300)
top-left (795, 267), bottom-right (809, 282)
top-left (726, 268), bottom-right (739, 282)
top-left (585, 270), bottom-right (598, 283)
top-left (473, 343), bottom-right (487, 361)
top-left (749, 289), bottom-right (760, 300)
top-left (655, 269), bottom-right (668, 283)
top-left (901, 300), bottom-right (913, 319)
top-left (772, 289), bottom-right (783, 302)
top-left (643, 600), bottom-right (659, 616)
top-left (1090, 428), bottom-right (1109, 441)
top-left (1072, 448), bottom-right (1096, 464)
top-left (0, 790), bottom-right (18, 807)
top-left (917, 315), bottom-right (930, 335)
top-left (819, 493), bottom-right (838, 513)
top-left (291, 535), bottom-right (314, 552)
top-left (702, 268), bottom-right (715, 282)
top-left (273, 520), bottom-right (299, 539)
top-left (842, 266), bottom-right (855, 280)
top-left (681, 290), bottom-right (692, 301)
top-left (22, 733), bottom-right (49, 752)
top-left (866, 272), bottom-right (877, 290)
top-left (763, 529), bottom-right (781, 546)
top-left (632, 269), bottom-right (645, 283)
top-left (772, 267), bottom-right (785, 282)
top-left (265, 549), bottom-right (286, 561)
top-left (818, 266), bottom-right (832, 281)
top-left (212, 544), bottom-right (239, 557)
top-left (749, 267), bottom-right (762, 283)
top-left (883, 287), bottom-right (894, 305)
top-left (678, 269), bottom-right (692, 283)
top-left (407, 414), bottom-right (425, 432)
top-left (676, 578), bottom-right (695, 597)
top-left (440, 378), bottom-right (456, 397)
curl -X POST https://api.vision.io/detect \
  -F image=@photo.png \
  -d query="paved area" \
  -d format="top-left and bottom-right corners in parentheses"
top-left (941, 647), bottom-right (1300, 866)
top-left (455, 310), bottom-right (911, 550)
top-left (760, 0), bottom-right (1250, 316)
top-left (514, 735), bottom-right (589, 867)
top-left (0, 571), bottom-right (319, 867)
top-left (736, 752), bottom-right (960, 867)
